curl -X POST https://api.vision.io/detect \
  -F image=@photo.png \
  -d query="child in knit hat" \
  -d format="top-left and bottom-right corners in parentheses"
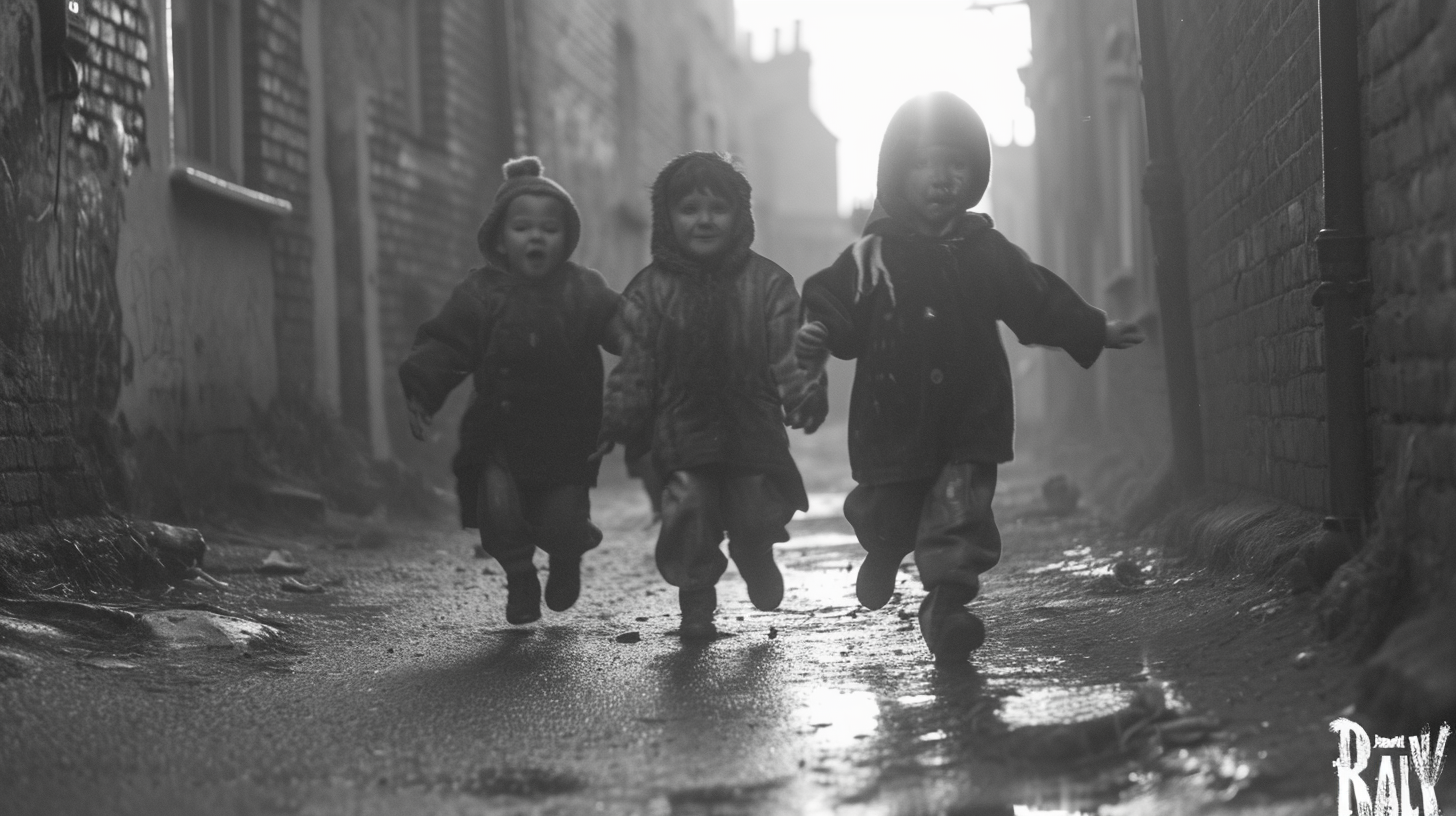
top-left (796, 93), bottom-right (1146, 662)
top-left (400, 157), bottom-right (623, 625)
top-left (593, 152), bottom-right (827, 640)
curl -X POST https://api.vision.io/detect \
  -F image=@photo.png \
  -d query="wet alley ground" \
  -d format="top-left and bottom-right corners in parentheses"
top-left (0, 429), bottom-right (1417, 815)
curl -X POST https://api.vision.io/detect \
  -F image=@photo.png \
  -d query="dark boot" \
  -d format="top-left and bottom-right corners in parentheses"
top-left (679, 586), bottom-right (717, 640)
top-left (855, 549), bottom-right (904, 610)
top-left (733, 546), bottom-right (784, 611)
top-left (505, 569), bottom-right (542, 625)
top-left (918, 584), bottom-right (984, 662)
top-left (544, 555), bottom-right (582, 612)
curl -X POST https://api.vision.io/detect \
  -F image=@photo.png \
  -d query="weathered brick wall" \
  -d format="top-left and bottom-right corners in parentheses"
top-left (242, 0), bottom-right (314, 400)
top-left (1163, 0), bottom-right (1328, 510)
top-left (1362, 0), bottom-right (1456, 599)
top-left (0, 0), bottom-right (149, 530)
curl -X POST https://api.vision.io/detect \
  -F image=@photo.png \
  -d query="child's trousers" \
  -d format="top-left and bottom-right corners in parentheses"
top-left (476, 456), bottom-right (602, 575)
top-left (656, 466), bottom-right (795, 592)
top-left (843, 461), bottom-right (1000, 597)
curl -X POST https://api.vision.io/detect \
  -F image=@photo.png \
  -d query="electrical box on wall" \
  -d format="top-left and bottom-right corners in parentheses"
top-left (40, 0), bottom-right (88, 100)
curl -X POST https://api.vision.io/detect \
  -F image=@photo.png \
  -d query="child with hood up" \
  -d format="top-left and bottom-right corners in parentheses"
top-left (400, 157), bottom-right (622, 626)
top-left (796, 92), bottom-right (1145, 662)
top-left (594, 152), bottom-right (827, 640)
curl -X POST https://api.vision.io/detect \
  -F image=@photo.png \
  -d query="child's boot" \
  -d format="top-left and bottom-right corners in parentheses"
top-left (544, 555), bottom-right (582, 612)
top-left (917, 583), bottom-right (984, 662)
top-left (679, 586), bottom-right (717, 640)
top-left (856, 549), bottom-right (903, 610)
top-left (733, 546), bottom-right (784, 611)
top-left (505, 568), bottom-right (542, 625)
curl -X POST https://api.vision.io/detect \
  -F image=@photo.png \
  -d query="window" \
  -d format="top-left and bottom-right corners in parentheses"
top-left (171, 0), bottom-right (242, 179)
top-left (614, 24), bottom-right (639, 175)
top-left (403, 0), bottom-right (447, 146)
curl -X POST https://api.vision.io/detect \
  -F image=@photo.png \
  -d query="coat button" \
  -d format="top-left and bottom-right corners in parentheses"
top-left (929, 369), bottom-right (944, 384)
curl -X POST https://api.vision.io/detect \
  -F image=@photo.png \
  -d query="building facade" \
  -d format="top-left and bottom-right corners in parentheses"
top-left (1, 0), bottom-right (840, 527)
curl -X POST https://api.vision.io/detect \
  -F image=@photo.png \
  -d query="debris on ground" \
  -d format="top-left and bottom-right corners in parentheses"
top-left (279, 577), bottom-right (326, 594)
top-left (1000, 682), bottom-right (1171, 763)
top-left (139, 609), bottom-right (281, 651)
top-left (1041, 475), bottom-right (1081, 517)
top-left (1292, 650), bottom-right (1316, 669)
top-left (259, 550), bottom-right (308, 575)
top-left (615, 631), bottom-right (642, 643)
top-left (768, 626), bottom-right (778, 640)
top-left (1112, 558), bottom-right (1144, 586)
top-left (1155, 714), bottom-right (1222, 747)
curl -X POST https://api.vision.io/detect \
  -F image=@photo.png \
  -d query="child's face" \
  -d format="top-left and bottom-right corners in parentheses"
top-left (496, 194), bottom-right (568, 278)
top-left (670, 189), bottom-right (737, 259)
top-left (901, 142), bottom-right (974, 235)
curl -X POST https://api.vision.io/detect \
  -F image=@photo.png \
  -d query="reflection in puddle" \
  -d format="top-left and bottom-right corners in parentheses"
top-left (795, 492), bottom-right (848, 520)
top-left (798, 687), bottom-right (879, 745)
top-left (1027, 546), bottom-right (1116, 577)
top-left (999, 683), bottom-right (1136, 728)
top-left (783, 532), bottom-right (861, 549)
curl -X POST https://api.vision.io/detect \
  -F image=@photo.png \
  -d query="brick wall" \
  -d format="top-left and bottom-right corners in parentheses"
top-left (242, 0), bottom-right (314, 400)
top-left (1362, 0), bottom-right (1456, 599)
top-left (0, 0), bottom-right (150, 531)
top-left (1163, 0), bottom-right (1328, 510)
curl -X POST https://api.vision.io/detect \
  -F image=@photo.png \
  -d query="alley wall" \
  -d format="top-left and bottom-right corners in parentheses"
top-left (1362, 0), bottom-right (1456, 600)
top-left (1162, 0), bottom-right (1329, 511)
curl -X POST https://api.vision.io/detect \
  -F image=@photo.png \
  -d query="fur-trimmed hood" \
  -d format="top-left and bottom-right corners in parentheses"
top-left (649, 152), bottom-right (755, 276)
top-left (875, 92), bottom-right (991, 226)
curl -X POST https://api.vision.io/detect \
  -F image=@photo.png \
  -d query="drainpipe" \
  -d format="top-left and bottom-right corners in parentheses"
top-left (1311, 0), bottom-right (1371, 549)
top-left (1133, 0), bottom-right (1205, 497)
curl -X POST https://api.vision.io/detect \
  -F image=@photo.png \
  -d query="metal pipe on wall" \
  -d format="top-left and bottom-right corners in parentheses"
top-left (1133, 0), bottom-right (1205, 497)
top-left (1312, 0), bottom-right (1372, 540)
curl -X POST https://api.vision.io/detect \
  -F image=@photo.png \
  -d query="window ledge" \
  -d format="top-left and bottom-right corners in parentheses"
top-left (169, 166), bottom-right (293, 218)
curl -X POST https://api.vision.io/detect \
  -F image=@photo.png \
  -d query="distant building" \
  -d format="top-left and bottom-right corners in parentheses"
top-left (741, 22), bottom-right (854, 286)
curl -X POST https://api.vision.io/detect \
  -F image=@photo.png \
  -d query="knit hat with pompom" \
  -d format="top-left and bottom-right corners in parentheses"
top-left (476, 156), bottom-right (582, 264)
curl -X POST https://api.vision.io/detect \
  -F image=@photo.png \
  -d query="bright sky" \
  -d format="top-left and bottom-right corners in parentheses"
top-left (734, 0), bottom-right (1035, 216)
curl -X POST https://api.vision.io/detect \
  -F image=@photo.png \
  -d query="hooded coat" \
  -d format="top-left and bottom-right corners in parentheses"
top-left (399, 158), bottom-right (622, 527)
top-left (801, 93), bottom-right (1108, 485)
top-left (600, 152), bottom-right (819, 512)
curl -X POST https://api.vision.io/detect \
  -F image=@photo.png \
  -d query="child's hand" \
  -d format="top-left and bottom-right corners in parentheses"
top-left (1103, 319), bottom-right (1147, 349)
top-left (407, 397), bottom-right (433, 441)
top-left (795, 320), bottom-right (829, 372)
top-left (587, 439), bottom-right (615, 464)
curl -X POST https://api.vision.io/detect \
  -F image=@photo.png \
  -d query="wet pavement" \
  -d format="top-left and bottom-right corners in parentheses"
top-left (0, 429), bottom-right (1417, 815)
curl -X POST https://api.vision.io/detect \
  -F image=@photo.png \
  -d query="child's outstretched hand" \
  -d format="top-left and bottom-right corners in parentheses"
top-left (407, 397), bottom-right (433, 441)
top-left (1103, 319), bottom-right (1147, 349)
top-left (795, 320), bottom-right (830, 373)
top-left (587, 439), bottom-right (615, 464)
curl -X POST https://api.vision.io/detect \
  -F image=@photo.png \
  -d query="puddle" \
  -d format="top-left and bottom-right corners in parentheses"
top-left (999, 683), bottom-right (1139, 728)
top-left (1027, 546), bottom-right (1117, 577)
top-left (798, 687), bottom-right (880, 745)
top-left (795, 492), bottom-right (847, 521)
top-left (782, 532), bottom-right (860, 549)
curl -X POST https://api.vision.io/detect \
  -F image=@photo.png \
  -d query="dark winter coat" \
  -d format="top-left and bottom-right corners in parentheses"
top-left (802, 213), bottom-right (1107, 486)
top-left (399, 261), bottom-right (622, 526)
top-left (600, 153), bottom-right (819, 512)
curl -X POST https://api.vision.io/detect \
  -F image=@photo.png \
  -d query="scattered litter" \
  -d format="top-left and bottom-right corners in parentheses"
top-left (768, 626), bottom-right (778, 640)
top-left (259, 550), bottom-right (308, 575)
top-left (279, 577), bottom-right (326, 594)
top-left (897, 609), bottom-right (915, 620)
top-left (1292, 650), bottom-right (1316, 669)
top-left (634, 616), bottom-right (648, 622)
top-left (1112, 559), bottom-right (1144, 586)
top-left (615, 631), bottom-right (641, 644)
